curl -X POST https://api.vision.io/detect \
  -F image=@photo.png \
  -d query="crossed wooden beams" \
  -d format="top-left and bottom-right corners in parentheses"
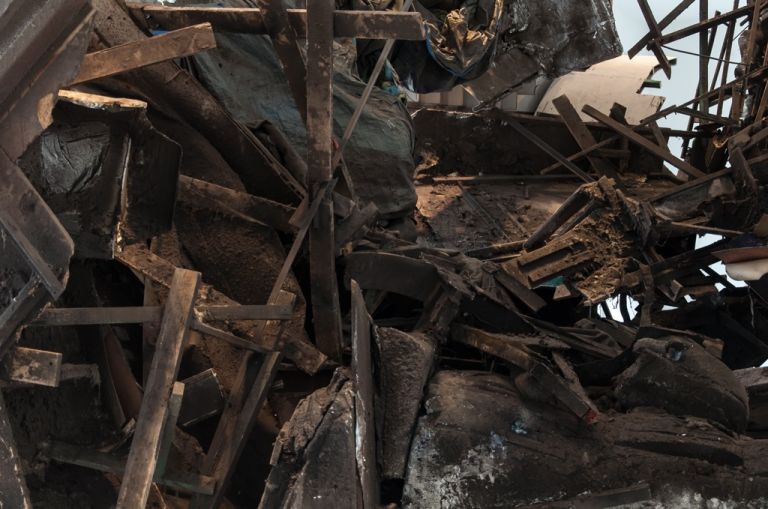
top-left (33, 266), bottom-right (297, 508)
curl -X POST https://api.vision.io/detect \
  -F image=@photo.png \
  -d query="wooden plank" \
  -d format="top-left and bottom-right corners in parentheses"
top-left (582, 104), bottom-right (705, 178)
top-left (177, 176), bottom-right (296, 233)
top-left (351, 280), bottom-right (378, 509)
top-left (1, 347), bottom-right (62, 387)
top-left (48, 441), bottom-right (215, 495)
top-left (126, 4), bottom-right (426, 40)
top-left (552, 94), bottom-right (619, 178)
top-left (307, 0), bottom-right (343, 362)
top-left (648, 168), bottom-right (732, 202)
top-left (0, 276), bottom-right (47, 359)
top-left (30, 304), bottom-right (292, 326)
top-left (658, 4), bottom-right (752, 45)
top-left (72, 23), bottom-right (216, 84)
top-left (116, 269), bottom-right (201, 509)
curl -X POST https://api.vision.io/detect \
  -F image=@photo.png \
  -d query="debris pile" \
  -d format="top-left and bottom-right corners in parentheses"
top-left (4, 0), bottom-right (768, 508)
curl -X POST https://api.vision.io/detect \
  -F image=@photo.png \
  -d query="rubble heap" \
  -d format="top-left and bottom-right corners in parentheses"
top-left (3, 1), bottom-right (768, 508)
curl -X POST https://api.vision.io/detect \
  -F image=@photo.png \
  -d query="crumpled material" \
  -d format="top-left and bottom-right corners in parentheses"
top-left (387, 0), bottom-right (504, 92)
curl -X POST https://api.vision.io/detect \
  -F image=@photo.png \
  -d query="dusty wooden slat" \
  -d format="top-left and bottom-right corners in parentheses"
top-left (0, 277), bottom-right (48, 358)
top-left (1, 347), bottom-right (62, 387)
top-left (177, 176), bottom-right (296, 233)
top-left (307, 0), bottom-right (344, 362)
top-left (552, 94), bottom-right (619, 178)
top-left (190, 321), bottom-right (270, 353)
top-left (48, 441), bottom-right (215, 495)
top-left (72, 23), bottom-right (216, 84)
top-left (30, 304), bottom-right (292, 326)
top-left (116, 268), bottom-right (201, 509)
top-left (351, 280), bottom-right (378, 509)
top-left (582, 105), bottom-right (705, 178)
top-left (628, 0), bottom-right (695, 57)
top-left (126, 4), bottom-right (426, 40)
top-left (201, 304), bottom-right (293, 321)
top-left (494, 269), bottom-right (547, 313)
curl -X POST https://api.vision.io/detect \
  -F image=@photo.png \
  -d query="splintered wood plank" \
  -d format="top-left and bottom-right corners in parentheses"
top-left (125, 4), bottom-right (426, 40)
top-left (0, 392), bottom-right (31, 508)
top-left (1, 347), bottom-right (62, 387)
top-left (189, 292), bottom-right (296, 509)
top-left (658, 4), bottom-right (752, 45)
top-left (307, 0), bottom-right (343, 361)
top-left (116, 268), bottom-right (201, 509)
top-left (72, 23), bottom-right (216, 84)
top-left (552, 95), bottom-right (619, 178)
top-left (582, 105), bottom-right (705, 178)
top-left (350, 280), bottom-right (378, 509)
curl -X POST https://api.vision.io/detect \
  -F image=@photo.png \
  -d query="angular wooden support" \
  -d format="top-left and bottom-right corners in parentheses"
top-left (523, 188), bottom-right (592, 251)
top-left (582, 104), bottom-right (705, 178)
top-left (628, 0), bottom-right (695, 57)
top-left (72, 23), bottom-right (217, 84)
top-left (351, 280), bottom-right (378, 509)
top-left (126, 4), bottom-right (426, 40)
top-left (116, 268), bottom-right (201, 509)
top-left (189, 292), bottom-right (295, 509)
top-left (155, 381), bottom-right (185, 478)
top-left (552, 94), bottom-right (619, 178)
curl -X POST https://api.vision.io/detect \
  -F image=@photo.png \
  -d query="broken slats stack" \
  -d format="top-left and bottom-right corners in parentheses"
top-left (8, 0), bottom-right (768, 507)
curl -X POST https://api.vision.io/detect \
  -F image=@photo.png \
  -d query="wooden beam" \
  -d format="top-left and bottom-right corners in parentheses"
top-left (582, 105), bottom-right (705, 178)
top-left (636, 0), bottom-right (673, 78)
top-left (552, 94), bottom-right (619, 178)
top-left (628, 0), bottom-right (695, 57)
top-left (30, 304), bottom-right (293, 326)
top-left (524, 188), bottom-right (593, 250)
top-left (351, 280), bottom-right (378, 509)
top-left (307, 0), bottom-right (344, 362)
top-left (177, 176), bottom-right (296, 233)
top-left (71, 23), bottom-right (216, 84)
top-left (116, 269), bottom-right (201, 509)
top-left (658, 4), bottom-right (752, 45)
top-left (648, 168), bottom-right (733, 202)
top-left (126, 4), bottom-right (426, 40)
